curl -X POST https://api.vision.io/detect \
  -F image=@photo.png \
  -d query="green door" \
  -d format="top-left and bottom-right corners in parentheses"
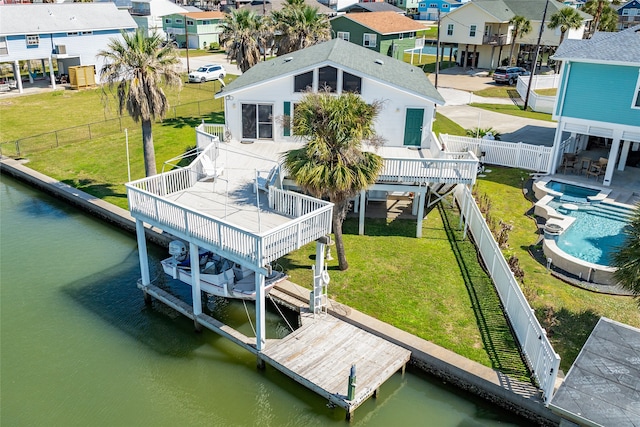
top-left (403, 108), bottom-right (424, 146)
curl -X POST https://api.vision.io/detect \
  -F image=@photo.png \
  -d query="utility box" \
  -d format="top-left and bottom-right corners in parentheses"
top-left (68, 65), bottom-right (96, 89)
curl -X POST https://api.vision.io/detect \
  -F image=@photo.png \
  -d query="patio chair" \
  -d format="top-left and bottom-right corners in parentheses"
top-left (586, 158), bottom-right (607, 181)
top-left (561, 153), bottom-right (579, 174)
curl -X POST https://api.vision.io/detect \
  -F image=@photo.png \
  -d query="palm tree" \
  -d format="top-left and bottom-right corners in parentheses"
top-left (98, 29), bottom-right (181, 177)
top-left (548, 7), bottom-right (584, 45)
top-left (612, 204), bottom-right (640, 305)
top-left (508, 15), bottom-right (532, 67)
top-left (271, 2), bottom-right (331, 56)
top-left (283, 92), bottom-right (384, 271)
top-left (220, 9), bottom-right (263, 73)
top-left (582, 0), bottom-right (621, 37)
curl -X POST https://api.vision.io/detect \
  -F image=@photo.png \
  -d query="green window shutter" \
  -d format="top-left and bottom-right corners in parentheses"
top-left (283, 101), bottom-right (291, 137)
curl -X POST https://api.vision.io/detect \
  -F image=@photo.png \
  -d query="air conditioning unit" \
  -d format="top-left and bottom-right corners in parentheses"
top-left (56, 45), bottom-right (66, 54)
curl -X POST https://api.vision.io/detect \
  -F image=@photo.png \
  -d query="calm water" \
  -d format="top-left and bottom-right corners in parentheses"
top-left (1, 175), bottom-right (525, 426)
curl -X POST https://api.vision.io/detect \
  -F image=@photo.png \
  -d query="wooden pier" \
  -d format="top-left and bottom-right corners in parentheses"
top-left (139, 282), bottom-right (411, 419)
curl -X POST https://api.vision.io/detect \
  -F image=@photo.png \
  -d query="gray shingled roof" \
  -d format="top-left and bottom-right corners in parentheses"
top-left (471, 0), bottom-right (591, 22)
top-left (218, 38), bottom-right (445, 104)
top-left (0, 3), bottom-right (137, 36)
top-left (339, 2), bottom-right (405, 13)
top-left (550, 317), bottom-right (640, 427)
top-left (553, 25), bottom-right (640, 64)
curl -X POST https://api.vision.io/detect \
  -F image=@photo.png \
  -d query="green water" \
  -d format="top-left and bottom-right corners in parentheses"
top-left (0, 175), bottom-right (525, 426)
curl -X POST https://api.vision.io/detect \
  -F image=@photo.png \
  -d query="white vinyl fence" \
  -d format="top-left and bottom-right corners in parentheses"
top-left (440, 134), bottom-right (552, 173)
top-left (516, 75), bottom-right (559, 114)
top-left (455, 185), bottom-right (560, 404)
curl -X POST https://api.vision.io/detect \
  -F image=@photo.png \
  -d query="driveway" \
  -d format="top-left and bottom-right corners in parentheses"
top-left (179, 53), bottom-right (242, 76)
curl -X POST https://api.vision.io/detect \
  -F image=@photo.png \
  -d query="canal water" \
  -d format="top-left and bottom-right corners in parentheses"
top-left (1, 175), bottom-right (526, 426)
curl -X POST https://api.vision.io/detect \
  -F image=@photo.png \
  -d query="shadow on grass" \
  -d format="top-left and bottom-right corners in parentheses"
top-left (61, 178), bottom-right (127, 200)
top-left (476, 166), bottom-right (531, 190)
top-left (438, 202), bottom-right (532, 382)
top-left (536, 305), bottom-right (599, 372)
top-left (162, 111), bottom-right (225, 129)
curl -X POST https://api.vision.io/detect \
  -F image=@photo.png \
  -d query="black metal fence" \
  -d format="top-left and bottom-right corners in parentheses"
top-left (0, 98), bottom-right (224, 157)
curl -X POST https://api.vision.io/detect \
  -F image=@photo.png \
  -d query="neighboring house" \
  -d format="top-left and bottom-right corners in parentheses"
top-left (228, 0), bottom-right (335, 15)
top-left (130, 0), bottom-right (187, 40)
top-left (163, 11), bottom-right (225, 49)
top-left (0, 3), bottom-right (137, 93)
top-left (215, 38), bottom-right (445, 148)
top-left (417, 0), bottom-right (462, 21)
top-left (617, 0), bottom-right (640, 30)
top-left (549, 26), bottom-right (640, 187)
top-left (340, 2), bottom-right (405, 14)
top-left (439, 0), bottom-right (591, 69)
top-left (388, 0), bottom-right (420, 13)
top-left (330, 11), bottom-right (425, 59)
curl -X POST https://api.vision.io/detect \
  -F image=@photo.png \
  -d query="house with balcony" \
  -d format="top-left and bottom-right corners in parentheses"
top-left (549, 26), bottom-right (640, 188)
top-left (163, 11), bottom-right (225, 49)
top-left (340, 2), bottom-right (405, 14)
top-left (130, 0), bottom-right (187, 40)
top-left (329, 11), bottom-right (425, 59)
top-left (617, 0), bottom-right (640, 30)
top-left (0, 3), bottom-right (136, 93)
top-left (417, 0), bottom-right (462, 22)
top-left (439, 0), bottom-right (591, 70)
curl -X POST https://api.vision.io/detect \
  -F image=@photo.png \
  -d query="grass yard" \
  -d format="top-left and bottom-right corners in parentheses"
top-left (475, 167), bottom-right (640, 371)
top-left (469, 103), bottom-right (555, 122)
top-left (433, 112), bottom-right (466, 136)
top-left (473, 86), bottom-right (515, 99)
top-left (534, 88), bottom-right (557, 96)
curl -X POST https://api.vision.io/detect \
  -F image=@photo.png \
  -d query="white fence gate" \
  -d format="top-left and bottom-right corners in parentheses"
top-left (455, 185), bottom-right (560, 404)
top-left (440, 134), bottom-right (552, 173)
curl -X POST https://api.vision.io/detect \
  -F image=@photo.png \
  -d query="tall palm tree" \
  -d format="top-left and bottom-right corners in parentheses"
top-left (283, 92), bottom-right (384, 271)
top-left (98, 29), bottom-right (181, 177)
top-left (548, 7), bottom-right (584, 45)
top-left (582, 0), bottom-right (621, 36)
top-left (220, 9), bottom-right (263, 73)
top-left (272, 2), bottom-right (331, 56)
top-left (508, 15), bottom-right (532, 67)
top-left (612, 204), bottom-right (640, 306)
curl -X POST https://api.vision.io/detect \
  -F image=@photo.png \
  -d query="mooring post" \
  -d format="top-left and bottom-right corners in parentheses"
top-left (256, 356), bottom-right (265, 370)
top-left (347, 364), bottom-right (357, 401)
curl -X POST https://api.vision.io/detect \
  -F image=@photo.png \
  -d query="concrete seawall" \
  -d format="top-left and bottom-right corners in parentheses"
top-left (0, 157), bottom-right (560, 426)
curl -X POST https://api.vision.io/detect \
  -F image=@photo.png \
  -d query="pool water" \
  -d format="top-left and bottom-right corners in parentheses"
top-left (549, 201), bottom-right (632, 265)
top-left (546, 180), bottom-right (600, 204)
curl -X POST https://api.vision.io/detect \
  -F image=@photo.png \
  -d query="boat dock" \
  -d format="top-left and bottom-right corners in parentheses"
top-left (138, 281), bottom-right (411, 419)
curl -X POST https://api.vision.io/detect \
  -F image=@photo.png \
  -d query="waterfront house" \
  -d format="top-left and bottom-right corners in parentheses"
top-left (617, 0), bottom-right (640, 31)
top-left (162, 11), bottom-right (225, 49)
top-left (0, 3), bottom-right (136, 93)
top-left (417, 0), bottom-right (462, 22)
top-left (439, 0), bottom-right (591, 69)
top-left (549, 26), bottom-right (640, 187)
top-left (329, 11), bottom-right (425, 60)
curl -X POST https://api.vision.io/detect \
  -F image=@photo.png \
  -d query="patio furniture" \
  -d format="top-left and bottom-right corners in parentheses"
top-left (578, 157), bottom-right (592, 175)
top-left (586, 158), bottom-right (607, 181)
top-left (562, 153), bottom-right (579, 174)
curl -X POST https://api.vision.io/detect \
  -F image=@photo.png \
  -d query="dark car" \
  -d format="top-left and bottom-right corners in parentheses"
top-left (492, 67), bottom-right (530, 85)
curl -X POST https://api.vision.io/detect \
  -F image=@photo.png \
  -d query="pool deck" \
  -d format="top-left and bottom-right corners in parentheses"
top-left (547, 167), bottom-right (640, 207)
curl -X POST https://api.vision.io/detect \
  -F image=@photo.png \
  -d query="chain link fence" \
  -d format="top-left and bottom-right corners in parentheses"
top-left (0, 98), bottom-right (224, 157)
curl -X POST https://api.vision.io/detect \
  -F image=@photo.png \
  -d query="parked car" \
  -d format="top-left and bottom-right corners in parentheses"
top-left (188, 64), bottom-right (226, 83)
top-left (492, 67), bottom-right (530, 85)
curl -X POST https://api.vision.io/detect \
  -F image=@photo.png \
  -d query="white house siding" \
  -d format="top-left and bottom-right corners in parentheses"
top-left (439, 4), bottom-right (501, 46)
top-left (3, 30), bottom-right (132, 83)
top-left (223, 70), bottom-right (437, 147)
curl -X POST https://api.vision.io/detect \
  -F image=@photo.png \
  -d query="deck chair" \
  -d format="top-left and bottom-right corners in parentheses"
top-left (255, 166), bottom-right (278, 193)
top-left (199, 154), bottom-right (224, 181)
top-left (561, 153), bottom-right (579, 174)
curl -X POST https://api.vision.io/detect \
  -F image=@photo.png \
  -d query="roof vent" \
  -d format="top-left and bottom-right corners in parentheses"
top-left (375, 59), bottom-right (384, 65)
top-left (284, 57), bottom-right (294, 62)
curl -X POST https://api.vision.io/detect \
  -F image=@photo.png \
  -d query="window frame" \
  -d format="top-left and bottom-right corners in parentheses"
top-left (469, 24), bottom-right (477, 38)
top-left (446, 24), bottom-right (453, 36)
top-left (187, 20), bottom-right (194, 26)
top-left (294, 70), bottom-right (314, 92)
top-left (26, 34), bottom-right (40, 46)
top-left (363, 33), bottom-right (377, 48)
top-left (342, 71), bottom-right (362, 94)
top-left (632, 70), bottom-right (640, 109)
top-left (318, 66), bottom-right (338, 92)
top-left (337, 31), bottom-right (350, 42)
top-left (241, 103), bottom-right (273, 140)
top-left (0, 36), bottom-right (7, 56)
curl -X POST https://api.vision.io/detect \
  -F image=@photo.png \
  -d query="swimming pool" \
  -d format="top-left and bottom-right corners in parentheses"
top-left (545, 180), bottom-right (600, 203)
top-left (548, 201), bottom-right (632, 265)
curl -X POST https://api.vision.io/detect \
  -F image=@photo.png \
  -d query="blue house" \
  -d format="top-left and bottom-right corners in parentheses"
top-left (0, 3), bottom-right (137, 93)
top-left (550, 26), bottom-right (640, 187)
top-left (417, 0), bottom-right (462, 21)
top-left (616, 0), bottom-right (640, 30)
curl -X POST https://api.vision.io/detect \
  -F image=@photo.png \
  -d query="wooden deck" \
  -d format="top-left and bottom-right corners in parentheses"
top-left (140, 282), bottom-right (410, 418)
top-left (262, 313), bottom-right (410, 415)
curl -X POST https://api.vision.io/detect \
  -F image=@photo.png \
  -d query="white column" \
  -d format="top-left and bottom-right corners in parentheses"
top-left (603, 133), bottom-right (622, 187)
top-left (14, 60), bottom-right (23, 94)
top-left (550, 121), bottom-right (565, 173)
top-left (27, 61), bottom-right (34, 84)
top-left (416, 190), bottom-right (425, 238)
top-left (313, 240), bottom-right (326, 315)
top-left (358, 189), bottom-right (366, 235)
top-left (48, 56), bottom-right (56, 90)
top-left (135, 220), bottom-right (151, 286)
top-left (255, 272), bottom-right (266, 351)
top-left (189, 242), bottom-right (202, 317)
top-left (618, 140), bottom-right (631, 172)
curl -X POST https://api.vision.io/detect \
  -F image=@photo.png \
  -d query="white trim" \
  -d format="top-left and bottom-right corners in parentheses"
top-left (363, 33), bottom-right (377, 48)
top-left (632, 68), bottom-right (640, 110)
top-left (469, 24), bottom-right (477, 38)
top-left (337, 31), bottom-right (350, 42)
top-left (550, 57), bottom-right (640, 67)
top-left (555, 116), bottom-right (640, 143)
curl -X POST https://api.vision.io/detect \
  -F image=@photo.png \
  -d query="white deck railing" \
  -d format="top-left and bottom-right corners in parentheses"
top-left (440, 134), bottom-right (552, 173)
top-left (126, 144), bottom-right (333, 266)
top-left (197, 123), bottom-right (225, 143)
top-left (455, 185), bottom-right (560, 404)
top-left (378, 155), bottom-right (478, 185)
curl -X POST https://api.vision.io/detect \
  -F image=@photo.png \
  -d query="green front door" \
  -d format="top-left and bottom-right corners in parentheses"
top-left (403, 108), bottom-right (424, 146)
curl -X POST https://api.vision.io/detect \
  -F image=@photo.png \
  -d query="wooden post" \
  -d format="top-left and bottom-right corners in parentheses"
top-left (189, 242), bottom-right (203, 332)
top-left (135, 220), bottom-right (151, 286)
top-left (256, 356), bottom-right (265, 370)
top-left (255, 271), bottom-right (266, 351)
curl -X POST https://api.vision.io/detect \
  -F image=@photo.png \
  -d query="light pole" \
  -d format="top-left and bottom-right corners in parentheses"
top-left (524, 0), bottom-right (549, 111)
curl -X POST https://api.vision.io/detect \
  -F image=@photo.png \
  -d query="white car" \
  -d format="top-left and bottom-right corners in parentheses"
top-left (188, 64), bottom-right (226, 83)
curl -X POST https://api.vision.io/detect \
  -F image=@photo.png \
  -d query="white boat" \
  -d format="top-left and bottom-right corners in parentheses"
top-left (161, 241), bottom-right (287, 301)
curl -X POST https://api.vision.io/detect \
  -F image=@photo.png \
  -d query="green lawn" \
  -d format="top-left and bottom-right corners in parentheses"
top-left (433, 112), bottom-right (466, 136)
top-left (534, 88), bottom-right (557, 96)
top-left (475, 167), bottom-right (640, 371)
top-left (473, 86), bottom-right (515, 98)
top-left (469, 103), bottom-right (555, 122)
